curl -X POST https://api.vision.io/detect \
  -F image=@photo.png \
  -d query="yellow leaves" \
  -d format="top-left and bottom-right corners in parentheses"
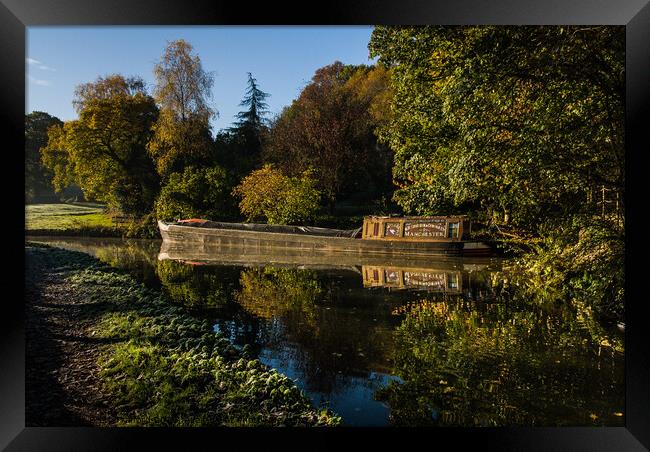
top-left (153, 39), bottom-right (214, 120)
top-left (147, 112), bottom-right (213, 178)
top-left (232, 165), bottom-right (321, 225)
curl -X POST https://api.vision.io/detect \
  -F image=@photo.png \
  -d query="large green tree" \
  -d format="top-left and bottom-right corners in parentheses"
top-left (41, 75), bottom-right (160, 215)
top-left (148, 39), bottom-right (216, 178)
top-left (263, 62), bottom-right (393, 213)
top-left (25, 111), bottom-right (62, 202)
top-left (368, 26), bottom-right (625, 321)
top-left (368, 26), bottom-right (624, 230)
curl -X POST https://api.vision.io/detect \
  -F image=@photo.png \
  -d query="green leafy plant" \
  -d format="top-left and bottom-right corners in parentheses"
top-left (155, 165), bottom-right (236, 221)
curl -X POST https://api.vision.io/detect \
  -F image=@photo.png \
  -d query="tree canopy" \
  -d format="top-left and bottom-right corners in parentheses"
top-left (25, 111), bottom-right (62, 202)
top-left (154, 165), bottom-right (236, 222)
top-left (232, 72), bottom-right (270, 133)
top-left (148, 40), bottom-right (216, 178)
top-left (263, 62), bottom-right (394, 212)
top-left (41, 75), bottom-right (161, 215)
top-left (368, 26), bottom-right (624, 231)
top-left (368, 26), bottom-right (625, 322)
top-left (232, 165), bottom-right (321, 225)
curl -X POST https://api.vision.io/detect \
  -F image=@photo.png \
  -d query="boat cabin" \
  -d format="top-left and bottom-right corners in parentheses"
top-left (361, 215), bottom-right (470, 242)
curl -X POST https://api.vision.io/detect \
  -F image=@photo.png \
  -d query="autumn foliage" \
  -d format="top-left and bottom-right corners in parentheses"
top-left (232, 165), bottom-right (321, 225)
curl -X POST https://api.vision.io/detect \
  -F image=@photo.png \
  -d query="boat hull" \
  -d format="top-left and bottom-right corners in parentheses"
top-left (158, 221), bottom-right (495, 258)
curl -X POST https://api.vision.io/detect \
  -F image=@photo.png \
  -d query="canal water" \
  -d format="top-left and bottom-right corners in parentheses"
top-left (27, 236), bottom-right (625, 427)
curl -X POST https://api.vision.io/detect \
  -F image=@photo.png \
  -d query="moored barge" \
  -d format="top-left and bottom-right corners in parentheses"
top-left (158, 215), bottom-right (494, 257)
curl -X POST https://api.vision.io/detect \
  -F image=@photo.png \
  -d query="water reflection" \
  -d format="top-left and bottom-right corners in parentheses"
top-left (380, 299), bottom-right (623, 426)
top-left (26, 236), bottom-right (162, 288)
top-left (157, 260), bottom-right (240, 308)
top-left (363, 266), bottom-right (462, 292)
top-left (27, 237), bottom-right (624, 426)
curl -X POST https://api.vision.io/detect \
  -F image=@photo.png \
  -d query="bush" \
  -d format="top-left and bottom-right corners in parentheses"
top-left (520, 216), bottom-right (624, 323)
top-left (155, 166), bottom-right (237, 222)
top-left (232, 165), bottom-right (321, 225)
top-left (124, 212), bottom-right (160, 239)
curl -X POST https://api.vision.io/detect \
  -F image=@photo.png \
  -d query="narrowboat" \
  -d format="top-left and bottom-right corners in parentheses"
top-left (158, 215), bottom-right (495, 257)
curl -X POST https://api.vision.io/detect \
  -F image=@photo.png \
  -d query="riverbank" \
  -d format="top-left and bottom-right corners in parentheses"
top-left (25, 243), bottom-right (340, 427)
top-left (26, 203), bottom-right (126, 238)
top-left (24, 203), bottom-right (366, 239)
top-left (25, 203), bottom-right (161, 239)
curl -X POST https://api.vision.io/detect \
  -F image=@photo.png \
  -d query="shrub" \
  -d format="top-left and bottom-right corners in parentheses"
top-left (155, 166), bottom-right (236, 222)
top-left (520, 216), bottom-right (625, 323)
top-left (232, 165), bottom-right (321, 225)
top-left (124, 212), bottom-right (160, 239)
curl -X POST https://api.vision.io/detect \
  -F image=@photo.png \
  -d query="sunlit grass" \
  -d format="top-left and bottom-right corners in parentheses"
top-left (25, 203), bottom-right (117, 230)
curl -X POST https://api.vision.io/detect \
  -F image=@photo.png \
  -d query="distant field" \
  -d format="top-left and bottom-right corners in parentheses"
top-left (25, 203), bottom-right (116, 231)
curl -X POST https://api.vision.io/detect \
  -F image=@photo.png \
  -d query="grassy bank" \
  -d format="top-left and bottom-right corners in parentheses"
top-left (24, 202), bottom-right (370, 238)
top-left (25, 244), bottom-right (340, 427)
top-left (25, 203), bottom-right (161, 239)
top-left (26, 203), bottom-right (115, 229)
top-left (26, 203), bottom-right (124, 236)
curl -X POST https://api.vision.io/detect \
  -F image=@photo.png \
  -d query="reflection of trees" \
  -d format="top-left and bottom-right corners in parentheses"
top-left (44, 238), bottom-right (162, 288)
top-left (155, 260), bottom-right (240, 308)
top-left (236, 267), bottom-right (321, 326)
top-left (234, 268), bottom-right (398, 394)
top-left (94, 240), bottom-right (159, 267)
top-left (377, 298), bottom-right (624, 426)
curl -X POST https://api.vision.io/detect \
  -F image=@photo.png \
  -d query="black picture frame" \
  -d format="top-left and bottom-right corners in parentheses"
top-left (3, 0), bottom-right (649, 450)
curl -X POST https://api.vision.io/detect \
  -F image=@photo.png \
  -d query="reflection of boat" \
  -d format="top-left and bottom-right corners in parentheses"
top-left (363, 266), bottom-right (462, 292)
top-left (158, 240), bottom-right (498, 273)
top-left (158, 215), bottom-right (494, 258)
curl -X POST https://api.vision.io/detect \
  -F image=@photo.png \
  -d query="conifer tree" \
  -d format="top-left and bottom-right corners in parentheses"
top-left (226, 72), bottom-right (270, 174)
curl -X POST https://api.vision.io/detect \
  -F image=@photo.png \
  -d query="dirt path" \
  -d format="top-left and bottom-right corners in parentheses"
top-left (25, 246), bottom-right (117, 426)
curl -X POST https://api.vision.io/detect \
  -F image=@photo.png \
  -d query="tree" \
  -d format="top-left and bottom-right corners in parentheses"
top-left (263, 62), bottom-right (393, 213)
top-left (232, 164), bottom-right (321, 225)
top-left (368, 26), bottom-right (625, 321)
top-left (154, 165), bottom-right (236, 222)
top-left (41, 75), bottom-right (160, 215)
top-left (221, 73), bottom-right (271, 176)
top-left (148, 39), bottom-right (216, 178)
top-left (25, 111), bottom-right (62, 202)
top-left (368, 26), bottom-right (624, 230)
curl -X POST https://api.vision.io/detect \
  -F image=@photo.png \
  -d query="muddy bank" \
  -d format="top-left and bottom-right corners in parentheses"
top-left (25, 244), bottom-right (117, 426)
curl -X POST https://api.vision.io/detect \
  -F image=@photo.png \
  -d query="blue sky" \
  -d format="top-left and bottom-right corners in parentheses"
top-left (26, 26), bottom-right (376, 133)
